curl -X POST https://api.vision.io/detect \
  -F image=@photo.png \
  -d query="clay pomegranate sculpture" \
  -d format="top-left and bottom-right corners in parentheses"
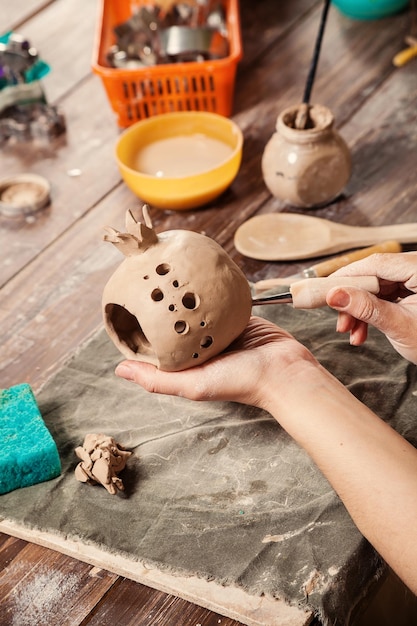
top-left (102, 206), bottom-right (252, 371)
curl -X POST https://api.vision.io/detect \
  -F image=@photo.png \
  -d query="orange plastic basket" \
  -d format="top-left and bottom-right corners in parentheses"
top-left (92, 0), bottom-right (242, 127)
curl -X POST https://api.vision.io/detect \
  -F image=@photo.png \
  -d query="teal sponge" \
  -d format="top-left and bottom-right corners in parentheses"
top-left (0, 383), bottom-right (61, 494)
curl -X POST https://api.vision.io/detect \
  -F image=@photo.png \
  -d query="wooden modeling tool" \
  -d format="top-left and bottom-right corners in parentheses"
top-left (393, 0), bottom-right (417, 66)
top-left (253, 241), bottom-right (401, 294)
top-left (393, 35), bottom-right (417, 66)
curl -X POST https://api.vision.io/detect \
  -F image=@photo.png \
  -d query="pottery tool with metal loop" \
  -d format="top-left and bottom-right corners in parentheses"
top-left (251, 275), bottom-right (379, 308)
top-left (253, 241), bottom-right (402, 294)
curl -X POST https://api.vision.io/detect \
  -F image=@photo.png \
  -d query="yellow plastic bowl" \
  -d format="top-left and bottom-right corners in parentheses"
top-left (115, 111), bottom-right (243, 211)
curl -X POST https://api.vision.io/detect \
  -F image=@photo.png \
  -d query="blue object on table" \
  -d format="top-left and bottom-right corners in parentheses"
top-left (332, 0), bottom-right (409, 20)
top-left (0, 383), bottom-right (61, 494)
top-left (0, 31), bottom-right (51, 90)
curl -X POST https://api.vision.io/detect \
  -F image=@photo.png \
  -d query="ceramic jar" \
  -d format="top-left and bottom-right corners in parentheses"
top-left (261, 103), bottom-right (351, 209)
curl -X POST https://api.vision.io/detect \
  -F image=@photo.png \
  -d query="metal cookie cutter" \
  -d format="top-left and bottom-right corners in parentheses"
top-left (0, 173), bottom-right (50, 217)
top-left (159, 25), bottom-right (229, 62)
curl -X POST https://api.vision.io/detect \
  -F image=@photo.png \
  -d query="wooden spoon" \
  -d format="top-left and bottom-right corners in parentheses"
top-left (234, 213), bottom-right (417, 261)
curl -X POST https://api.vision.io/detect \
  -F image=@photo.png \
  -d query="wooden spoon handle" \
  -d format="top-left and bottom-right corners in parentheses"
top-left (342, 223), bottom-right (417, 247)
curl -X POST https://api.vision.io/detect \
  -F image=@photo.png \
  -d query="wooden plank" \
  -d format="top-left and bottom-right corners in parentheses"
top-left (0, 184), bottom-right (134, 391)
top-left (237, 0), bottom-right (321, 72)
top-left (0, 519), bottom-right (313, 626)
top-left (1, 0), bottom-right (51, 32)
top-left (0, 76), bottom-right (120, 287)
top-left (0, 0), bottom-right (116, 286)
top-left (0, 532), bottom-right (247, 626)
top-left (0, 534), bottom-right (27, 569)
top-left (0, 537), bottom-right (119, 626)
top-left (335, 62), bottom-right (417, 226)
top-left (85, 578), bottom-right (248, 626)
top-left (234, 7), bottom-right (409, 123)
top-left (6, 0), bottom-right (98, 103)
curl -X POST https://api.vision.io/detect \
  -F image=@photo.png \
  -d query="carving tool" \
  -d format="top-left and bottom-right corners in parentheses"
top-left (253, 240), bottom-right (401, 294)
top-left (251, 275), bottom-right (379, 308)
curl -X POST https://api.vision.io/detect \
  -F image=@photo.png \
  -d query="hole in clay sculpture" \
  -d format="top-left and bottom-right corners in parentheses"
top-left (168, 304), bottom-right (176, 311)
top-left (200, 321), bottom-right (206, 327)
top-left (200, 336), bottom-right (213, 349)
top-left (174, 320), bottom-right (189, 334)
top-left (156, 263), bottom-right (170, 275)
top-left (173, 280), bottom-right (179, 288)
top-left (192, 353), bottom-right (199, 359)
top-left (151, 288), bottom-right (164, 301)
top-left (182, 292), bottom-right (199, 310)
top-left (104, 304), bottom-right (154, 356)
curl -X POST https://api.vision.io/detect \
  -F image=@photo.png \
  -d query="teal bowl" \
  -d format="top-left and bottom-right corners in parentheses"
top-left (332, 0), bottom-right (409, 19)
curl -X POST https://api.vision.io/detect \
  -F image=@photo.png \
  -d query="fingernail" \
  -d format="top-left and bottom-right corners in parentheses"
top-left (329, 288), bottom-right (351, 309)
top-left (115, 363), bottom-right (134, 381)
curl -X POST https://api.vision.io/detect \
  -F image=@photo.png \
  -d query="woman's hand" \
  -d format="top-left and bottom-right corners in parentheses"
top-left (114, 268), bottom-right (417, 593)
top-left (326, 251), bottom-right (417, 363)
top-left (115, 315), bottom-right (317, 409)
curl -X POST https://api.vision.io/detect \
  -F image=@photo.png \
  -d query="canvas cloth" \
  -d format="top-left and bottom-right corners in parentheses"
top-left (1, 304), bottom-right (416, 624)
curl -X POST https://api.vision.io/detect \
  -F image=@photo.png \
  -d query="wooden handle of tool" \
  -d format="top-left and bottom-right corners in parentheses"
top-left (393, 46), bottom-right (417, 67)
top-left (253, 276), bottom-right (295, 293)
top-left (311, 240), bottom-right (402, 277)
top-left (290, 276), bottom-right (380, 309)
top-left (253, 241), bottom-right (401, 294)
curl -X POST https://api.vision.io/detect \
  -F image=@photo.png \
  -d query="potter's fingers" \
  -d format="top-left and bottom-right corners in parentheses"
top-left (328, 287), bottom-right (417, 364)
top-left (328, 286), bottom-right (384, 326)
top-left (330, 251), bottom-right (417, 292)
top-left (335, 310), bottom-right (356, 333)
top-left (335, 310), bottom-right (368, 345)
top-left (327, 286), bottom-right (404, 339)
top-left (348, 319), bottom-right (369, 346)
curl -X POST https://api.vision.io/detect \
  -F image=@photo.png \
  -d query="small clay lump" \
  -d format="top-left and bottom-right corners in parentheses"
top-left (75, 433), bottom-right (132, 495)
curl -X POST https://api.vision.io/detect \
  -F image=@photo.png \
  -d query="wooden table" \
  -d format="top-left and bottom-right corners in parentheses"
top-left (1, 1), bottom-right (416, 624)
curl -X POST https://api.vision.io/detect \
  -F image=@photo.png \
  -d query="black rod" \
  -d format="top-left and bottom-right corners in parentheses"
top-left (302, 0), bottom-right (332, 105)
